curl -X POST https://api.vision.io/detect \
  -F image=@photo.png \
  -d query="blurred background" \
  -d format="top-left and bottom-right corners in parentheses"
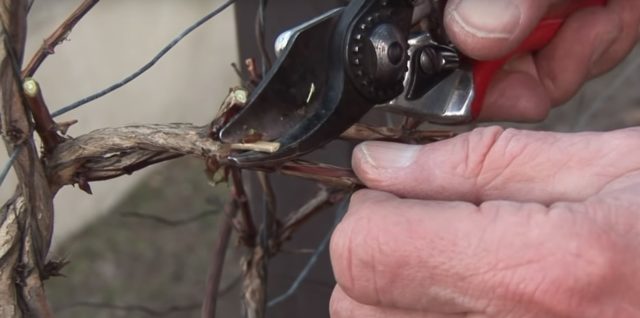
top-left (0, 0), bottom-right (638, 317)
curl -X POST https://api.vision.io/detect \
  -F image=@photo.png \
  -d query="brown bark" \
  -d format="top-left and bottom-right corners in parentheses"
top-left (0, 0), bottom-right (55, 316)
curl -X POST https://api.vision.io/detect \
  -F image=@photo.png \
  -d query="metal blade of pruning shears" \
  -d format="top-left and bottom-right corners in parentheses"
top-left (220, 0), bottom-right (415, 167)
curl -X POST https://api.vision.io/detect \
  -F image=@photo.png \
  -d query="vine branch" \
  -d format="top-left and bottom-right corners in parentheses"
top-left (0, 0), bottom-right (55, 316)
top-left (22, 0), bottom-right (100, 78)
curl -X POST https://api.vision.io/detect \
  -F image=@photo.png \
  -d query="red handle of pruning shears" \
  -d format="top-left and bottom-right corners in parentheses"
top-left (471, 0), bottom-right (608, 118)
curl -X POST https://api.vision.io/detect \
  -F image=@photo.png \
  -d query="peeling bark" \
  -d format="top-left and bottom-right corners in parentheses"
top-left (0, 0), bottom-right (55, 316)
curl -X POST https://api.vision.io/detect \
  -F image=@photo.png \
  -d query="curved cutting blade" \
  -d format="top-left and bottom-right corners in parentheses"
top-left (220, 0), bottom-right (414, 167)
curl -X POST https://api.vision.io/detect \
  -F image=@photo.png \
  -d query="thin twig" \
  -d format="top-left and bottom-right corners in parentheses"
top-left (202, 201), bottom-right (238, 318)
top-left (51, 0), bottom-right (238, 117)
top-left (0, 1), bottom-right (56, 316)
top-left (257, 173), bottom-right (276, 216)
top-left (279, 188), bottom-right (332, 242)
top-left (45, 124), bottom-right (369, 192)
top-left (341, 123), bottom-right (456, 143)
top-left (22, 0), bottom-right (100, 77)
top-left (230, 168), bottom-right (257, 247)
top-left (245, 58), bottom-right (261, 84)
top-left (257, 171), bottom-right (277, 237)
top-left (256, 171), bottom-right (277, 318)
top-left (269, 198), bottom-right (348, 307)
top-left (269, 201), bottom-right (347, 306)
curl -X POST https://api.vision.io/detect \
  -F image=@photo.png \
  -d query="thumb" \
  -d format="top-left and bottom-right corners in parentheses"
top-left (352, 126), bottom-right (640, 204)
top-left (444, 0), bottom-right (559, 60)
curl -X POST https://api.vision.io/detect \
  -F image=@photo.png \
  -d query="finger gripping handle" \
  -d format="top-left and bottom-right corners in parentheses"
top-left (470, 0), bottom-right (608, 119)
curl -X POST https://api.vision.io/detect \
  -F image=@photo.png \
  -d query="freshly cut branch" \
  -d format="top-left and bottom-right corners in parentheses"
top-left (23, 78), bottom-right (65, 153)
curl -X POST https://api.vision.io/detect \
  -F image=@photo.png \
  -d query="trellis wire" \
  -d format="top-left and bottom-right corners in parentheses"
top-left (0, 148), bottom-right (20, 187)
top-left (267, 198), bottom-right (349, 307)
top-left (2, 0), bottom-right (239, 189)
top-left (51, 0), bottom-right (238, 117)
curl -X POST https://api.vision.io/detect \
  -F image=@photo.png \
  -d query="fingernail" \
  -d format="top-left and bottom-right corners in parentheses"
top-left (448, 0), bottom-right (522, 39)
top-left (358, 142), bottom-right (421, 169)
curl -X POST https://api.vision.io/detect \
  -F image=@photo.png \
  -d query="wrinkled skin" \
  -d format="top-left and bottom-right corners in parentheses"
top-left (447, 0), bottom-right (640, 122)
top-left (329, 0), bottom-right (640, 317)
top-left (331, 127), bottom-right (640, 317)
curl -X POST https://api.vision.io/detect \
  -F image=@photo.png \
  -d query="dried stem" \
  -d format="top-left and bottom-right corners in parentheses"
top-left (341, 123), bottom-right (457, 143)
top-left (22, 0), bottom-right (100, 78)
top-left (256, 171), bottom-right (277, 235)
top-left (250, 171), bottom-right (278, 318)
top-left (0, 0), bottom-right (55, 316)
top-left (242, 245), bottom-right (267, 318)
top-left (278, 188), bottom-right (345, 243)
top-left (279, 161), bottom-right (362, 190)
top-left (201, 201), bottom-right (238, 318)
top-left (229, 168), bottom-right (257, 247)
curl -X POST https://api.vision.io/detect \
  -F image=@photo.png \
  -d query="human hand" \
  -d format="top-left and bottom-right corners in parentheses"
top-left (330, 127), bottom-right (640, 317)
top-left (428, 0), bottom-right (640, 121)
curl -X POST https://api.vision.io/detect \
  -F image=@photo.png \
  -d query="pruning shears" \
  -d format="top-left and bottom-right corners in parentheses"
top-left (220, 0), bottom-right (608, 167)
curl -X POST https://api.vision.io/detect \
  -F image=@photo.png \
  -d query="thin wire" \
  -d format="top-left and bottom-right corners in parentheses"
top-left (51, 0), bottom-right (238, 117)
top-left (255, 0), bottom-right (272, 75)
top-left (267, 197), bottom-right (349, 308)
top-left (0, 148), bottom-right (20, 188)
